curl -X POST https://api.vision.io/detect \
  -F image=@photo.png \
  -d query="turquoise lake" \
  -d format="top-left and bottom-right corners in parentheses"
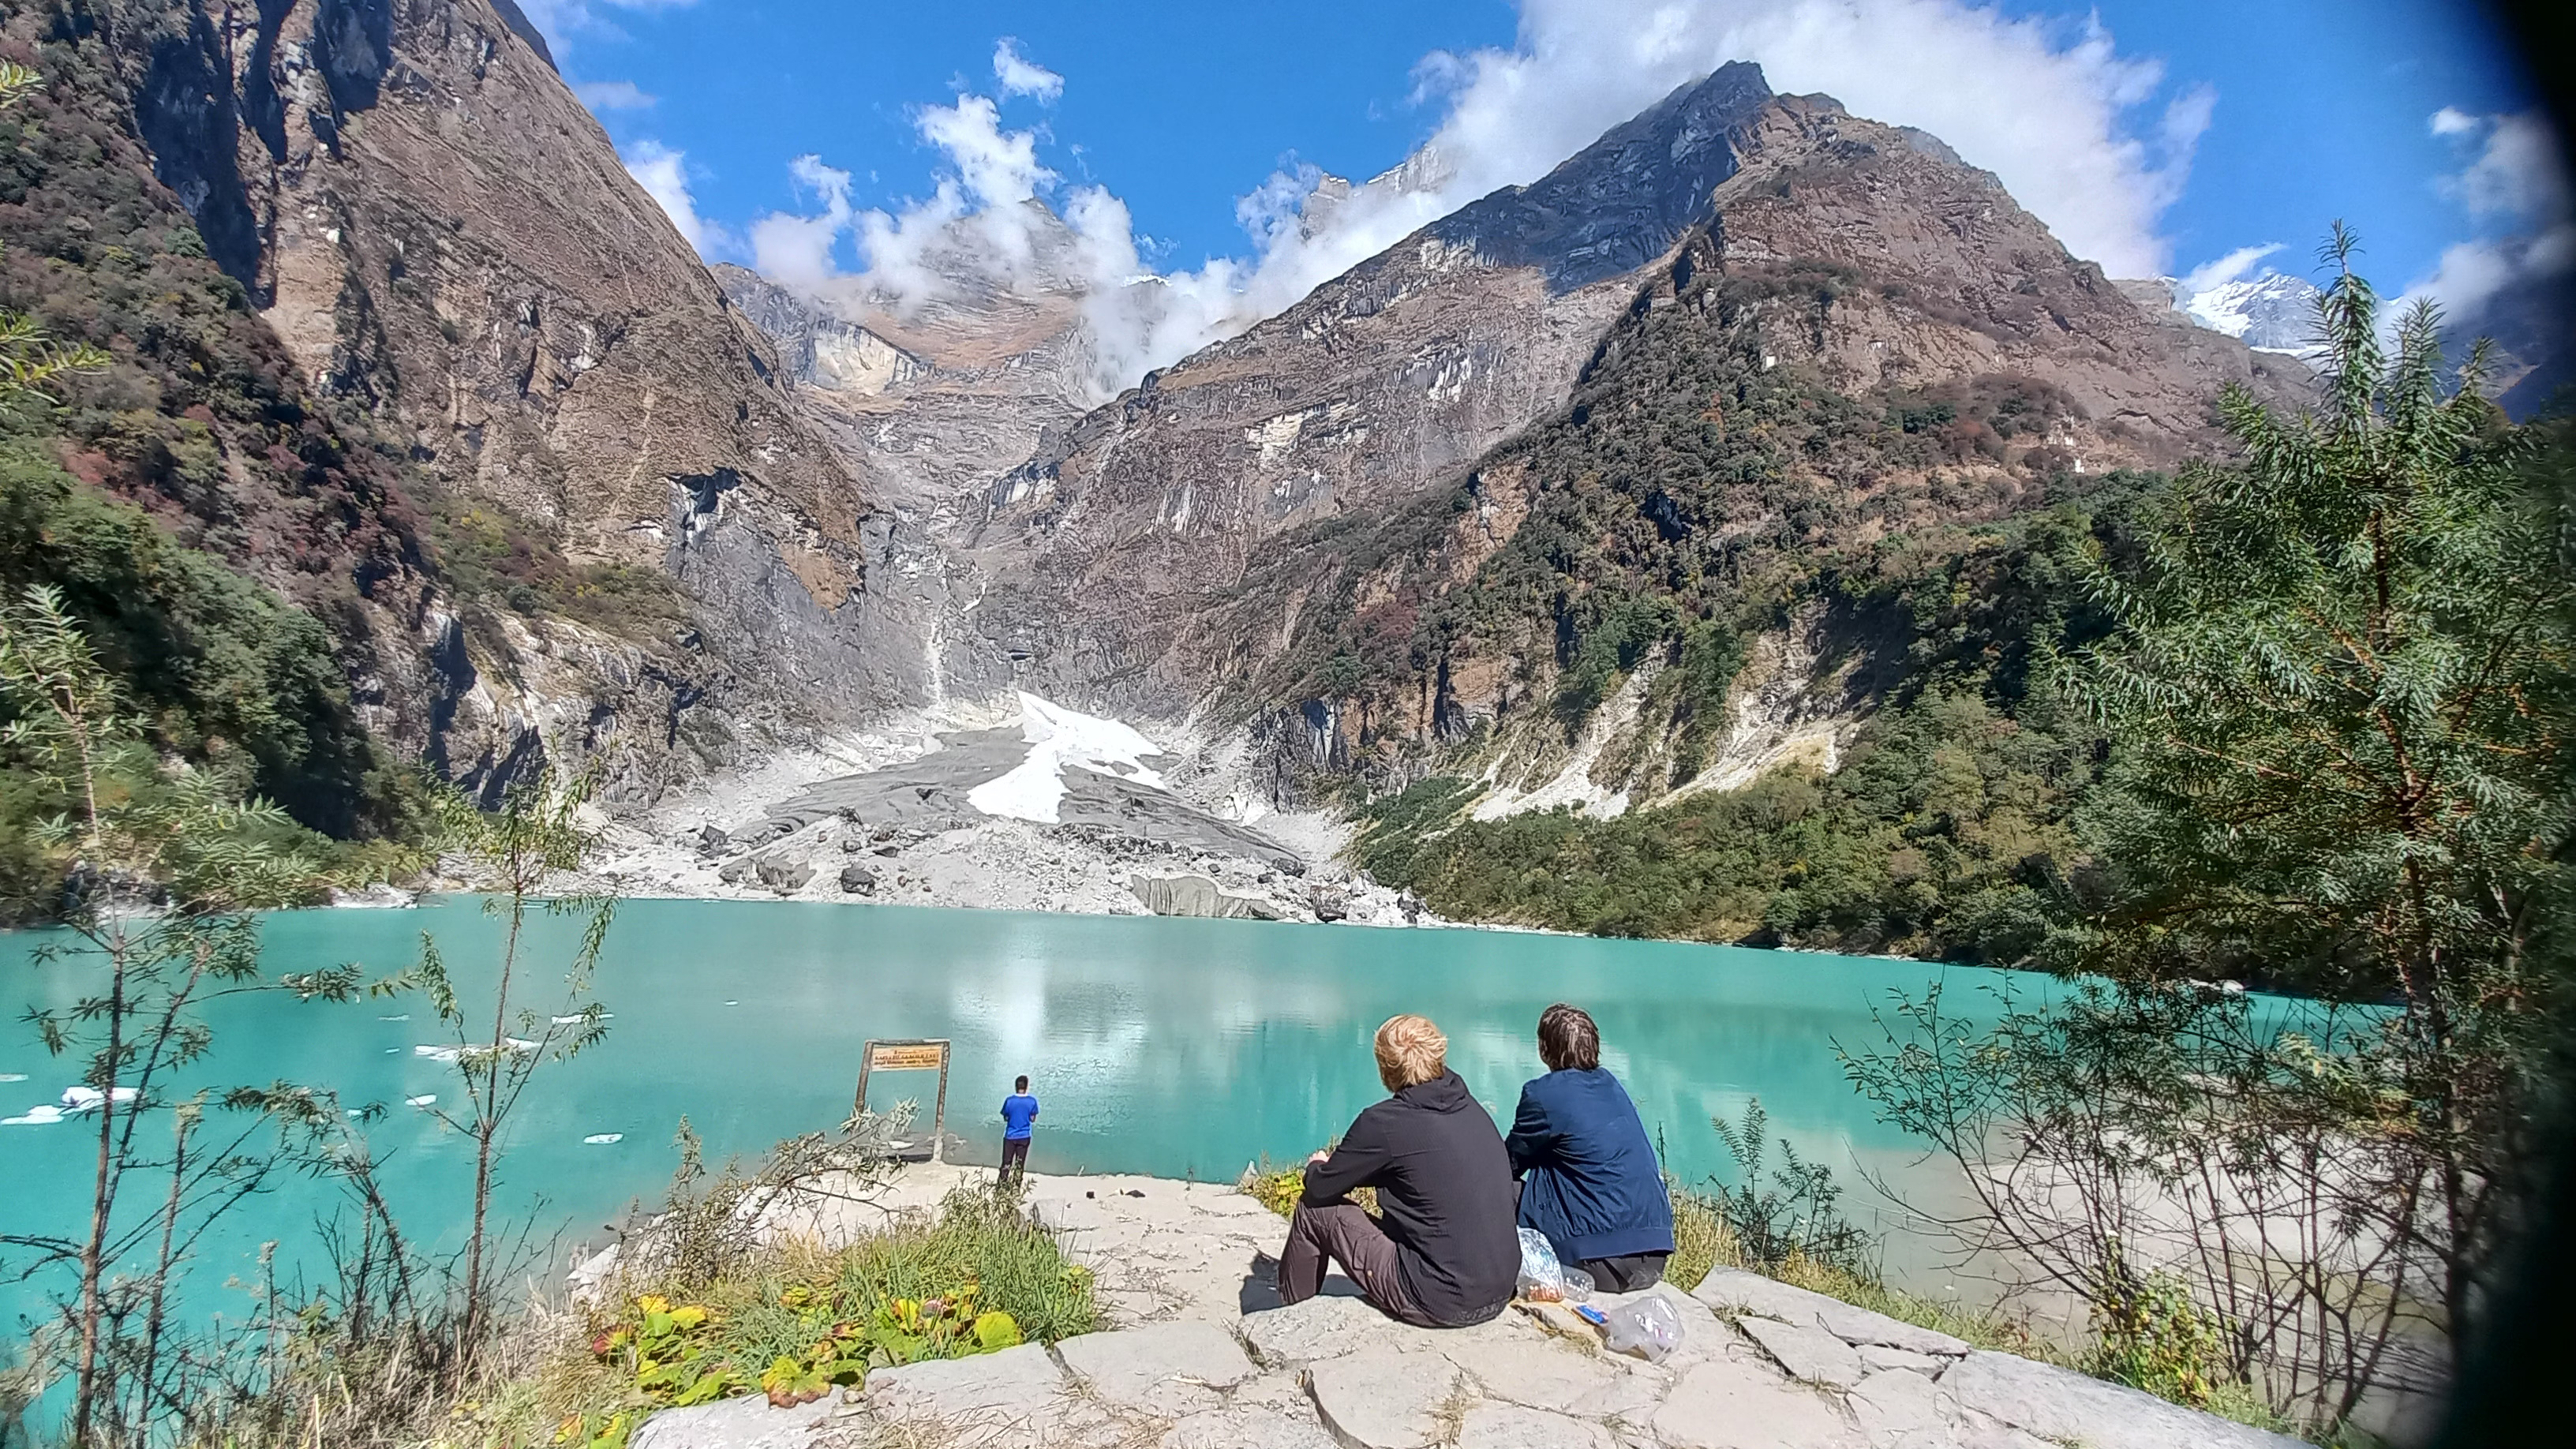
top-left (0, 897), bottom-right (2046, 1336)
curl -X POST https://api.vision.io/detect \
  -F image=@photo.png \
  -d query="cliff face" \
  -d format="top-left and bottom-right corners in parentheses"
top-left (83, 0), bottom-right (951, 799)
top-left (963, 65), bottom-right (1782, 712)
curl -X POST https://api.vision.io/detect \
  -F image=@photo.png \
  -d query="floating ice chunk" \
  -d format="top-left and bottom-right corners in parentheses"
top-left (415, 1039), bottom-right (537, 1063)
top-left (723, 1001), bottom-right (739, 1006)
top-left (3, 1105), bottom-right (66, 1126)
top-left (582, 1133), bottom-right (623, 1145)
top-left (551, 1013), bottom-right (611, 1025)
top-left (61, 1086), bottom-right (140, 1113)
top-left (377, 1014), bottom-right (410, 1021)
top-left (0, 1073), bottom-right (25, 1083)
top-left (406, 1095), bottom-right (436, 1108)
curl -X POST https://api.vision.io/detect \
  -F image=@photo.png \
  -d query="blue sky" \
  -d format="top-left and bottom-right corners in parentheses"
top-left (518, 0), bottom-right (2561, 379)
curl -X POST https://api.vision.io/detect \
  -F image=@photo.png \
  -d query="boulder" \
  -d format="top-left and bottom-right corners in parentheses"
top-left (1735, 1313), bottom-right (1866, 1387)
top-left (837, 864), bottom-right (878, 895)
top-left (627, 1391), bottom-right (837, 1449)
top-left (717, 856), bottom-right (758, 886)
top-left (1054, 1320), bottom-right (1256, 1416)
top-left (1309, 884), bottom-right (1350, 922)
top-left (691, 824), bottom-right (729, 856)
top-left (726, 818), bottom-right (799, 850)
top-left (755, 854), bottom-right (814, 892)
top-left (1305, 1346), bottom-right (1465, 1449)
top-left (1129, 874), bottom-right (1282, 920)
top-left (1941, 1350), bottom-right (2308, 1449)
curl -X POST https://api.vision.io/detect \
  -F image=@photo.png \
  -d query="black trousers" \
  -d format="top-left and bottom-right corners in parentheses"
top-left (999, 1136), bottom-right (1030, 1185)
top-left (1579, 1251), bottom-right (1669, 1292)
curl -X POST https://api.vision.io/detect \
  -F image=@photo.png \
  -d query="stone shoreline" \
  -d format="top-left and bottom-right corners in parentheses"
top-left (621, 1165), bottom-right (2305, 1449)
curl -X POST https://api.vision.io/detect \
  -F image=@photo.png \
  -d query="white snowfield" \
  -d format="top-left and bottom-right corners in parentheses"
top-left (967, 692), bottom-right (1170, 826)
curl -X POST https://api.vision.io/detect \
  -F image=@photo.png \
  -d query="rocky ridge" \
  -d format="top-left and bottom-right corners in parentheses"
top-left (1166, 88), bottom-right (2308, 807)
top-left (961, 66), bottom-right (1784, 713)
top-left (609, 1166), bottom-right (2305, 1449)
top-left (88, 0), bottom-right (955, 802)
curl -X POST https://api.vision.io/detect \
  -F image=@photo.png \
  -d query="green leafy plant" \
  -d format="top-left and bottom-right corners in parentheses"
top-left (412, 769), bottom-right (616, 1351)
top-left (552, 1410), bottom-right (636, 1449)
top-left (2084, 1252), bottom-right (2230, 1408)
top-left (1703, 1099), bottom-right (1871, 1276)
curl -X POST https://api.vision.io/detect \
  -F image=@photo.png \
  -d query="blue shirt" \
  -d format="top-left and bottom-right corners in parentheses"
top-left (1002, 1093), bottom-right (1039, 1140)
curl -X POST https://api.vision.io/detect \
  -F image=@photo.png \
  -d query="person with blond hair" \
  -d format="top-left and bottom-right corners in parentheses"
top-left (1277, 1013), bottom-right (1519, 1327)
top-left (1507, 1003), bottom-right (1673, 1290)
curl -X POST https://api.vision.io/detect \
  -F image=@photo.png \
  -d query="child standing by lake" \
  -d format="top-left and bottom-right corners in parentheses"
top-left (1000, 1075), bottom-right (1039, 1185)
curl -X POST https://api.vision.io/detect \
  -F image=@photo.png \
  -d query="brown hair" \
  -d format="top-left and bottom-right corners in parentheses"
top-left (1373, 1014), bottom-right (1449, 1091)
top-left (1537, 1003), bottom-right (1601, 1072)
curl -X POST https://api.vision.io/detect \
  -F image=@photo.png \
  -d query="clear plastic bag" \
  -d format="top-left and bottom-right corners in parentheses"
top-left (1516, 1228), bottom-right (1567, 1301)
top-left (1516, 1228), bottom-right (1596, 1302)
top-left (1601, 1295), bottom-right (1685, 1362)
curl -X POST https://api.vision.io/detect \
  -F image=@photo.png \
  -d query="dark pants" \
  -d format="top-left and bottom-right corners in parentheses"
top-left (1580, 1252), bottom-right (1668, 1292)
top-left (999, 1136), bottom-right (1030, 1185)
top-left (1277, 1200), bottom-right (1440, 1327)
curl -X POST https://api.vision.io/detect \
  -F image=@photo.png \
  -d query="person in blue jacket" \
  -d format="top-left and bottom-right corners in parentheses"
top-left (1000, 1075), bottom-right (1039, 1185)
top-left (1506, 1003), bottom-right (1675, 1290)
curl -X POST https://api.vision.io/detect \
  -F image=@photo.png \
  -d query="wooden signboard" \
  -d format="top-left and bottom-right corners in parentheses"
top-left (855, 1037), bottom-right (951, 1159)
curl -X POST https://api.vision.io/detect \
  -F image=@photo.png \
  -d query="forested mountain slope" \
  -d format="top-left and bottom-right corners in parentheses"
top-left (1191, 94), bottom-right (2313, 954)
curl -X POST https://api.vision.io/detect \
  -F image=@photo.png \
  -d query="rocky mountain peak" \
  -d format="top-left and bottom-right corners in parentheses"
top-left (1432, 61), bottom-right (1773, 291)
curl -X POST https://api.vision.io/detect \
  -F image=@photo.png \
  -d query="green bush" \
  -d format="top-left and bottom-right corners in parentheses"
top-left (0, 440), bottom-right (420, 868)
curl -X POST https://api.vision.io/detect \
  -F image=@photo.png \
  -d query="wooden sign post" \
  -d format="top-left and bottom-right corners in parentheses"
top-left (855, 1038), bottom-right (952, 1161)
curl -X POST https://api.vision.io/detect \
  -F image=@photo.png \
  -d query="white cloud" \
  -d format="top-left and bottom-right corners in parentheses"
top-left (2405, 227), bottom-right (2574, 324)
top-left (1377, 0), bottom-right (2204, 278)
top-left (2429, 106), bottom-right (2479, 137)
top-left (2405, 107), bottom-right (2574, 324)
top-left (514, 0), bottom-right (695, 59)
top-left (993, 39), bottom-right (1065, 103)
top-left (622, 139), bottom-right (720, 255)
top-left (2180, 243), bottom-right (2284, 295)
top-left (747, 3), bottom-right (2211, 399)
top-left (573, 78), bottom-right (656, 110)
top-left (2436, 110), bottom-right (2570, 223)
top-left (751, 155), bottom-right (857, 290)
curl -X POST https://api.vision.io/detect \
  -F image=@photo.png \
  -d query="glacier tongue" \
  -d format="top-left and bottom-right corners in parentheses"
top-left (966, 693), bottom-right (1170, 825)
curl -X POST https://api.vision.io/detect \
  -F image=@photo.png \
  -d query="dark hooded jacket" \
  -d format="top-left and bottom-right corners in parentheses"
top-left (1301, 1069), bottom-right (1521, 1325)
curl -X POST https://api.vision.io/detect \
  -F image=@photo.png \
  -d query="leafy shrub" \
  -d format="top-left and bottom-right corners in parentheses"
top-left (2082, 1254), bottom-right (2230, 1408)
top-left (1702, 1099), bottom-right (1871, 1276)
top-left (1241, 1151), bottom-right (1379, 1220)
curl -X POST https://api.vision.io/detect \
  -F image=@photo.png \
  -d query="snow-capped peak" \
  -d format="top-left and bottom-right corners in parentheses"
top-left (2176, 272), bottom-right (2327, 358)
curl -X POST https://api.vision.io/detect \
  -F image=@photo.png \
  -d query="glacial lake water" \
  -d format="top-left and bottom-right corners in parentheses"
top-left (0, 897), bottom-right (2050, 1339)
